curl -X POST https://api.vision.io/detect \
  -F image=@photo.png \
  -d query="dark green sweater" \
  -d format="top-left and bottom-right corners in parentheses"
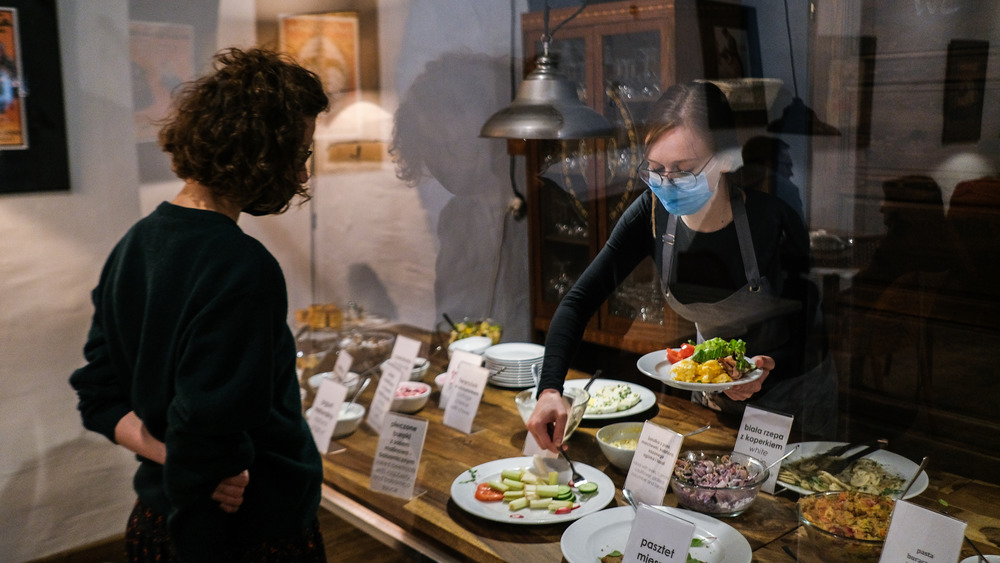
top-left (70, 202), bottom-right (321, 562)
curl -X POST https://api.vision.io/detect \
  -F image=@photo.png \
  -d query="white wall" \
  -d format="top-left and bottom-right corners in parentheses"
top-left (0, 2), bottom-right (142, 560)
top-left (0, 0), bottom-right (528, 559)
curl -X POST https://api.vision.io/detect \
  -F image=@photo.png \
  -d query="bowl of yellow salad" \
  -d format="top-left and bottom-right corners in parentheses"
top-left (596, 422), bottom-right (643, 471)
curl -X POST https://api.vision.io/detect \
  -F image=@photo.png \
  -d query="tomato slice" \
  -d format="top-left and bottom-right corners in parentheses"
top-left (679, 343), bottom-right (696, 359)
top-left (666, 348), bottom-right (683, 363)
top-left (474, 483), bottom-right (504, 502)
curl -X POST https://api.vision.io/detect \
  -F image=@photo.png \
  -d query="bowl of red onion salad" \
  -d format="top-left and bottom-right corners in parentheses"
top-left (391, 381), bottom-right (431, 414)
top-left (670, 450), bottom-right (769, 517)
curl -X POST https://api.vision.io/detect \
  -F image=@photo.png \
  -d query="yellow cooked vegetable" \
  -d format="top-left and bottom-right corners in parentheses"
top-left (671, 359), bottom-right (733, 384)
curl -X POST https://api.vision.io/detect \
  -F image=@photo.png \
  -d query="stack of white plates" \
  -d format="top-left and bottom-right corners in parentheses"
top-left (483, 342), bottom-right (545, 388)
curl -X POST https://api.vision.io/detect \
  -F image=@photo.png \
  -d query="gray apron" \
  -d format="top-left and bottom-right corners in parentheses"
top-left (660, 190), bottom-right (837, 438)
top-left (660, 191), bottom-right (790, 348)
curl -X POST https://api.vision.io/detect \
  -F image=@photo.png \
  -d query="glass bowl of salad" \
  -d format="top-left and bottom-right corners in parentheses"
top-left (797, 491), bottom-right (893, 562)
top-left (514, 386), bottom-right (589, 440)
top-left (670, 450), bottom-right (768, 517)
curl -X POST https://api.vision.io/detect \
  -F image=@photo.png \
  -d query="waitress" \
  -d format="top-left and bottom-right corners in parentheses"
top-left (526, 81), bottom-right (829, 452)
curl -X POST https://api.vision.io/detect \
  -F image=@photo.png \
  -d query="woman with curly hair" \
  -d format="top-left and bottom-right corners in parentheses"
top-left (70, 48), bottom-right (328, 562)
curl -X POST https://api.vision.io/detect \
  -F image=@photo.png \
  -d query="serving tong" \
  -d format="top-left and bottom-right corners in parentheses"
top-left (824, 438), bottom-right (888, 474)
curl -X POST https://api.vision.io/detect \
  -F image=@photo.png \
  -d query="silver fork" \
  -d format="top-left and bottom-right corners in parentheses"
top-left (559, 449), bottom-right (588, 488)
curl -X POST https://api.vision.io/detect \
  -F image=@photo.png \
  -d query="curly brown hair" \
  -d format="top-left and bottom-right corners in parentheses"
top-left (159, 47), bottom-right (328, 214)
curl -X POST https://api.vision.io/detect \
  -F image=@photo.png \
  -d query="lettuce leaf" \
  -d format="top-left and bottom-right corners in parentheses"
top-left (691, 337), bottom-right (752, 372)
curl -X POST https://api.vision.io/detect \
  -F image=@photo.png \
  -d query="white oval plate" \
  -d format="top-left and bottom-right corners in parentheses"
top-left (778, 441), bottom-right (929, 499)
top-left (450, 456), bottom-right (614, 525)
top-left (636, 349), bottom-right (764, 391)
top-left (561, 505), bottom-right (751, 563)
top-left (563, 378), bottom-right (657, 420)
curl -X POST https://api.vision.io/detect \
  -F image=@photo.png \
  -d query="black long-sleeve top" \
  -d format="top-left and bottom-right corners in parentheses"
top-left (70, 202), bottom-right (322, 561)
top-left (538, 187), bottom-right (814, 397)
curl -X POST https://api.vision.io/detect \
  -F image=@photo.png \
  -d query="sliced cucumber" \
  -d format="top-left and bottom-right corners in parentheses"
top-left (501, 468), bottom-right (523, 481)
top-left (508, 497), bottom-right (529, 511)
top-left (577, 482), bottom-right (598, 494)
top-left (502, 478), bottom-right (524, 490)
top-left (487, 480), bottom-right (509, 492)
top-left (535, 484), bottom-right (560, 498)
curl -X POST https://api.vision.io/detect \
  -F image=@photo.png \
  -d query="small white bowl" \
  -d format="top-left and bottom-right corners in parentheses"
top-left (596, 422), bottom-right (643, 471)
top-left (305, 402), bottom-right (366, 439)
top-left (391, 381), bottom-right (431, 414)
top-left (448, 336), bottom-right (493, 358)
top-left (381, 357), bottom-right (430, 381)
top-left (332, 403), bottom-right (365, 438)
top-left (308, 370), bottom-right (360, 396)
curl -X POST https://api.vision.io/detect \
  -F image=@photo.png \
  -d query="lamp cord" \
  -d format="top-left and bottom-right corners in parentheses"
top-left (783, 0), bottom-right (799, 97)
top-left (506, 0), bottom-right (526, 214)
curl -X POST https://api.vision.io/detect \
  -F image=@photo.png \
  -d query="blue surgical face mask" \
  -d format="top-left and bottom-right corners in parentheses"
top-left (640, 157), bottom-right (715, 216)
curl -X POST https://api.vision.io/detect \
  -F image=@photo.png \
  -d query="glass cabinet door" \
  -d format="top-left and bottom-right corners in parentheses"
top-left (532, 37), bottom-right (599, 314)
top-left (522, 1), bottom-right (684, 350)
top-left (601, 30), bottom-right (666, 327)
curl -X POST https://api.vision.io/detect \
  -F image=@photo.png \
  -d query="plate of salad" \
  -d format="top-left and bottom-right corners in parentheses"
top-left (560, 505), bottom-right (752, 563)
top-left (450, 455), bottom-right (614, 525)
top-left (565, 378), bottom-right (657, 420)
top-left (637, 338), bottom-right (764, 392)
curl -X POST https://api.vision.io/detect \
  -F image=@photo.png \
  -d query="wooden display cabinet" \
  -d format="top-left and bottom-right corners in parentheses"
top-left (522, 0), bottom-right (695, 354)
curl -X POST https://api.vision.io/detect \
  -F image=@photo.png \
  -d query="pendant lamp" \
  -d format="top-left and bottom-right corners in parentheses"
top-left (766, 0), bottom-right (840, 136)
top-left (480, 1), bottom-right (614, 140)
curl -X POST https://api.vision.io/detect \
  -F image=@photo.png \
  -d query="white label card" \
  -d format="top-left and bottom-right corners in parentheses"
top-left (521, 431), bottom-right (558, 458)
top-left (733, 405), bottom-right (794, 493)
top-left (390, 334), bottom-right (422, 367)
top-left (332, 349), bottom-right (353, 381)
top-left (622, 504), bottom-right (696, 562)
top-left (442, 362), bottom-right (488, 433)
top-left (624, 421), bottom-right (684, 506)
top-left (880, 500), bottom-right (966, 563)
top-left (366, 359), bottom-right (406, 434)
top-left (440, 349), bottom-right (483, 409)
top-left (307, 380), bottom-right (348, 454)
top-left (369, 412), bottom-right (428, 499)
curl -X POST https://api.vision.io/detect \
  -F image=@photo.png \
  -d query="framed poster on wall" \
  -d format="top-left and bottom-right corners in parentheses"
top-left (0, 0), bottom-right (70, 193)
top-left (129, 21), bottom-right (194, 144)
top-left (941, 39), bottom-right (988, 144)
top-left (696, 0), bottom-right (766, 126)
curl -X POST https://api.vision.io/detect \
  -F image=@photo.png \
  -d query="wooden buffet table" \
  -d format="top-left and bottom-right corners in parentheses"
top-left (318, 325), bottom-right (1000, 562)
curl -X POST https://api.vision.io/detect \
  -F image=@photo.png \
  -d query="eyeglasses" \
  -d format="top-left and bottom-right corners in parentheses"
top-left (637, 155), bottom-right (713, 188)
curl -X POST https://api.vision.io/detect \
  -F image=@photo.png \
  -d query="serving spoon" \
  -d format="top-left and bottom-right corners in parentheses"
top-left (896, 456), bottom-right (929, 499)
top-left (581, 369), bottom-right (602, 393)
top-left (345, 376), bottom-right (371, 410)
top-left (763, 445), bottom-right (800, 476)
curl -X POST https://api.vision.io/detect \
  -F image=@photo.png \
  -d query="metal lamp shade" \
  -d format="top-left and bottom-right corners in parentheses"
top-left (480, 53), bottom-right (614, 140)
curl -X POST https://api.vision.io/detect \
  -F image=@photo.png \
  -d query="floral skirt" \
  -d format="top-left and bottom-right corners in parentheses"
top-left (125, 500), bottom-right (327, 562)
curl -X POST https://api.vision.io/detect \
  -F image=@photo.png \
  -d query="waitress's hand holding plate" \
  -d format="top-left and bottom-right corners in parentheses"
top-left (723, 355), bottom-right (773, 401)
